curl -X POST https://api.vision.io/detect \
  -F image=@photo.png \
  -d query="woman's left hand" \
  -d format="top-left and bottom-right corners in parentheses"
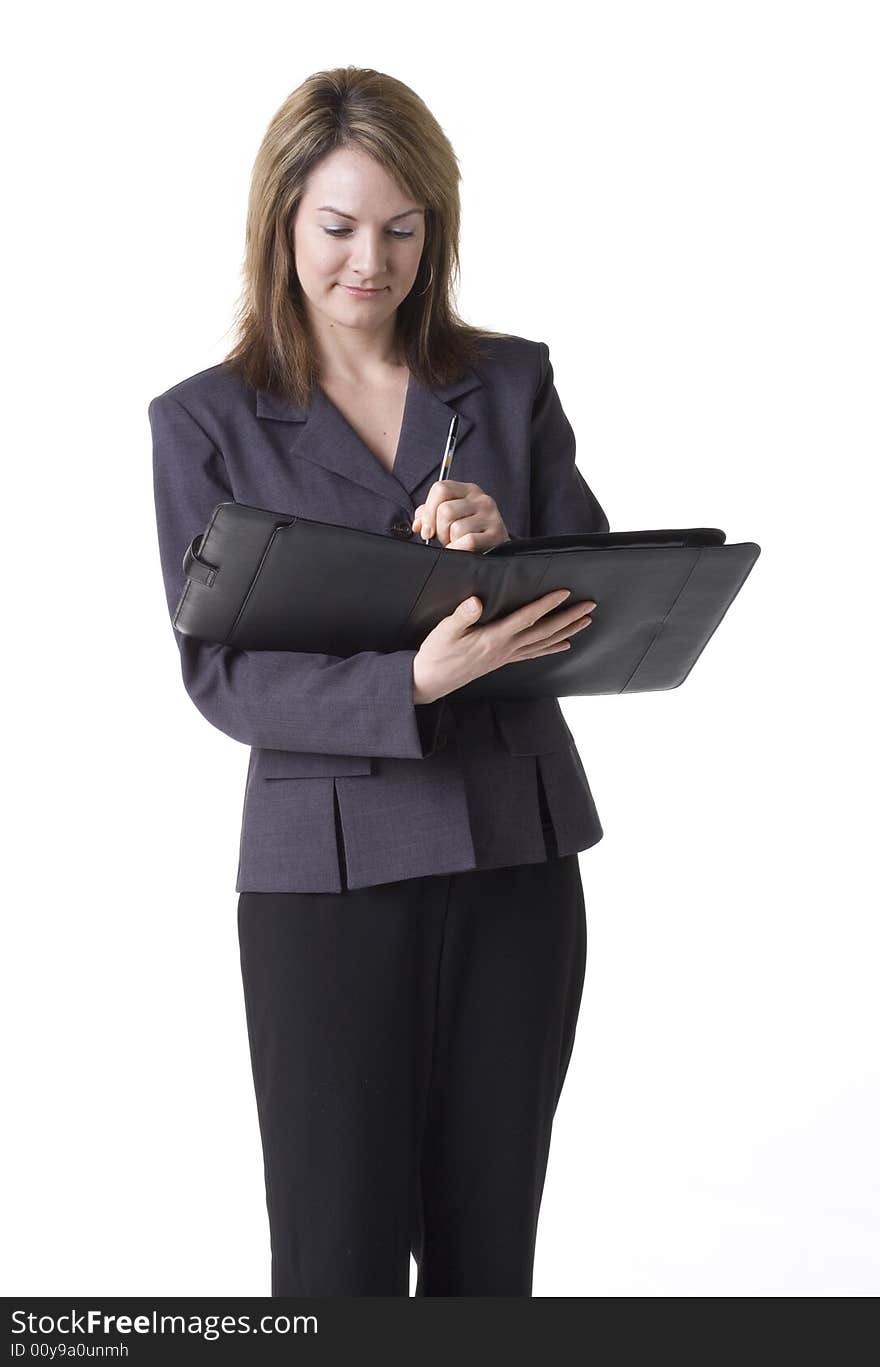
top-left (411, 480), bottom-right (511, 551)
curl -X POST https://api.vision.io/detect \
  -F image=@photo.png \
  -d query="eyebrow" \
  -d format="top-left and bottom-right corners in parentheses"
top-left (316, 205), bottom-right (423, 222)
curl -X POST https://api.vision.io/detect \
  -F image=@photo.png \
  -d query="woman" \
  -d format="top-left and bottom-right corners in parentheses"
top-left (149, 66), bottom-right (608, 1297)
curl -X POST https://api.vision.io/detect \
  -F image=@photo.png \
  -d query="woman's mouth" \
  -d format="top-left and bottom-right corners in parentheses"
top-left (340, 284), bottom-right (388, 299)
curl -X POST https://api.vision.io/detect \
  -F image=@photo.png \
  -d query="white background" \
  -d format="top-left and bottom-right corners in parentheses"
top-left (4, 0), bottom-right (878, 1297)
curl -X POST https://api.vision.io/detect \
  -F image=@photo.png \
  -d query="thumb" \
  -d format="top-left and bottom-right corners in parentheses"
top-left (458, 595), bottom-right (483, 623)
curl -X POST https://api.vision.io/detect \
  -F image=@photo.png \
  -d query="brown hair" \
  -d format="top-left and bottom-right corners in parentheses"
top-left (222, 66), bottom-right (511, 408)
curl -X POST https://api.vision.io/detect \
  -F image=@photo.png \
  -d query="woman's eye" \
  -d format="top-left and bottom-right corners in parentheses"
top-left (322, 227), bottom-right (415, 239)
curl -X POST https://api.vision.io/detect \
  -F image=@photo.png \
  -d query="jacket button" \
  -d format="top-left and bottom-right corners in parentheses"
top-left (389, 516), bottom-right (413, 539)
top-left (435, 733), bottom-right (448, 751)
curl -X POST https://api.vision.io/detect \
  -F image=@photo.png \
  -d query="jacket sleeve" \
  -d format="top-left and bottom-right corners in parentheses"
top-left (149, 391), bottom-right (449, 757)
top-left (528, 341), bottom-right (610, 536)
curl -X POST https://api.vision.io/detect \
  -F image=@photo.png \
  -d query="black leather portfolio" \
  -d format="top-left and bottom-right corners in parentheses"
top-left (172, 501), bottom-right (761, 700)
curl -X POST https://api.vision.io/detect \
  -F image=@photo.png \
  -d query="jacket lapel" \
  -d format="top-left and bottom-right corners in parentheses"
top-left (256, 367), bottom-right (483, 503)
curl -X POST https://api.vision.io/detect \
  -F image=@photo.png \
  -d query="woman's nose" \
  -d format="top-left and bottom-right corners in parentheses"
top-left (349, 237), bottom-right (388, 272)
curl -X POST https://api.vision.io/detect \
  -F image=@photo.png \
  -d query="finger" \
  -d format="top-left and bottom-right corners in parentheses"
top-left (424, 496), bottom-right (474, 543)
top-left (508, 610), bottom-right (595, 660)
top-left (443, 513), bottom-right (490, 547)
top-left (520, 598), bottom-right (596, 636)
top-left (508, 595), bottom-right (597, 642)
top-left (533, 612), bottom-right (593, 647)
top-left (506, 588), bottom-right (574, 629)
top-left (418, 482), bottom-right (475, 539)
top-left (428, 478), bottom-right (471, 498)
top-left (446, 530), bottom-right (492, 552)
top-left (415, 488), bottom-right (452, 539)
top-left (509, 639), bottom-right (572, 662)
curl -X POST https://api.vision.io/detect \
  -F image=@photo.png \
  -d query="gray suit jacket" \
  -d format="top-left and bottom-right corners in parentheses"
top-left (149, 334), bottom-right (610, 892)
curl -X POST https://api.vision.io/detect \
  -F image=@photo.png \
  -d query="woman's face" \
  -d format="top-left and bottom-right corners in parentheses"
top-left (292, 145), bottom-right (427, 339)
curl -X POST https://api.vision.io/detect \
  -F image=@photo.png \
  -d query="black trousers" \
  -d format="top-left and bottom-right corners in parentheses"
top-left (237, 841), bottom-right (588, 1297)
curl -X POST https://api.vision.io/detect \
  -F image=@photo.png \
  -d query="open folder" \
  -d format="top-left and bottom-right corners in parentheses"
top-left (172, 501), bottom-right (761, 700)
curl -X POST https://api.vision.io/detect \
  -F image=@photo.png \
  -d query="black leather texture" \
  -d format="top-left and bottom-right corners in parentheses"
top-left (172, 501), bottom-right (761, 700)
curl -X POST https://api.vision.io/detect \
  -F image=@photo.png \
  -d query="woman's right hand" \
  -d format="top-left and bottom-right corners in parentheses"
top-left (412, 589), bottom-right (597, 705)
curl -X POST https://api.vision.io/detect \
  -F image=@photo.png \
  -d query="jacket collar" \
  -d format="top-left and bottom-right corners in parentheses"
top-left (255, 366), bottom-right (484, 504)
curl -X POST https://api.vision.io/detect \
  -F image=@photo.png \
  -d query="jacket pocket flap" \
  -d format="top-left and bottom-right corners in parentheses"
top-left (257, 748), bottom-right (373, 779)
top-left (492, 697), bottom-right (570, 754)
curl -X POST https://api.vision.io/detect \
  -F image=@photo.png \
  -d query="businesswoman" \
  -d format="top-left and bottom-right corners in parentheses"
top-left (149, 66), bottom-right (609, 1297)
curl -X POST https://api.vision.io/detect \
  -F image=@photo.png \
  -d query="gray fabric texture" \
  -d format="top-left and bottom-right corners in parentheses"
top-left (149, 334), bottom-right (609, 891)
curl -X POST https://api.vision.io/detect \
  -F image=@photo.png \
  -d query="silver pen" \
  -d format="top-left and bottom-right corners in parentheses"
top-left (438, 412), bottom-right (460, 482)
top-left (419, 414), bottom-right (459, 543)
